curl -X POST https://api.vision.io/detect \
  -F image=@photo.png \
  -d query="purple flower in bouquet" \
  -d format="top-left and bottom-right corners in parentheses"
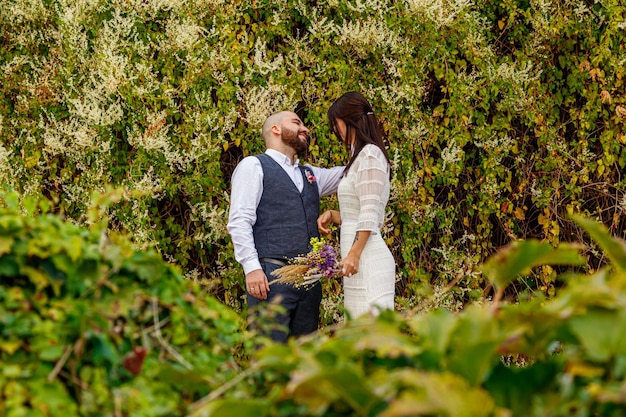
top-left (306, 238), bottom-right (341, 279)
top-left (270, 237), bottom-right (341, 287)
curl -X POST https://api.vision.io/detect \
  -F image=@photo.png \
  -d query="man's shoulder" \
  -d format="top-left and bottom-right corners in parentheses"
top-left (238, 154), bottom-right (264, 165)
top-left (232, 155), bottom-right (263, 177)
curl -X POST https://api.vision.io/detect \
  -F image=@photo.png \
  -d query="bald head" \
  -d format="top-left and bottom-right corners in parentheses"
top-left (262, 111), bottom-right (293, 142)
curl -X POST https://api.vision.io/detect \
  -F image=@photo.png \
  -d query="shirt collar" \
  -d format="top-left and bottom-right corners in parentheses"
top-left (265, 149), bottom-right (299, 167)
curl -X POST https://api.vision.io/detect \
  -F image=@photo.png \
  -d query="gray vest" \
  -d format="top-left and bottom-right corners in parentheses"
top-left (253, 154), bottom-right (320, 260)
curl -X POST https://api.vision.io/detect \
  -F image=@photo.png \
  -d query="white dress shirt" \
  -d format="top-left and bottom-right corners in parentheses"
top-left (227, 149), bottom-right (344, 275)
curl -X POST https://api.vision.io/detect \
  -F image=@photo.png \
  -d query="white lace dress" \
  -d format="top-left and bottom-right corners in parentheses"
top-left (338, 144), bottom-right (395, 318)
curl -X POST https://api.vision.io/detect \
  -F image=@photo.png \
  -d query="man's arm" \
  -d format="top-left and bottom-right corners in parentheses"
top-left (227, 156), bottom-right (270, 299)
top-left (310, 165), bottom-right (345, 197)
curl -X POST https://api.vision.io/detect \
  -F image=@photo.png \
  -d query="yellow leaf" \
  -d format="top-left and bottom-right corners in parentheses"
top-left (567, 362), bottom-right (604, 378)
top-left (0, 340), bottom-right (22, 355)
top-left (66, 236), bottom-right (83, 261)
top-left (498, 19), bottom-right (505, 30)
top-left (514, 207), bottom-right (525, 220)
top-left (223, 142), bottom-right (229, 151)
top-left (0, 236), bottom-right (13, 256)
top-left (550, 221), bottom-right (560, 237)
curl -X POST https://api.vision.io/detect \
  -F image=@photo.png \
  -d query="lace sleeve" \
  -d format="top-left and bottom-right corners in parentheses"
top-left (355, 145), bottom-right (389, 234)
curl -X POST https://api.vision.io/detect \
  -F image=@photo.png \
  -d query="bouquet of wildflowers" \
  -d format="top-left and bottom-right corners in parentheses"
top-left (270, 237), bottom-right (341, 287)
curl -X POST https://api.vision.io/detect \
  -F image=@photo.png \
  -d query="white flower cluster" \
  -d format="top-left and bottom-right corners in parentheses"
top-left (480, 174), bottom-right (502, 200)
top-left (1, 56), bottom-right (31, 78)
top-left (189, 199), bottom-right (229, 247)
top-left (441, 140), bottom-right (463, 171)
top-left (238, 85), bottom-right (297, 129)
top-left (307, 14), bottom-right (336, 39)
top-left (490, 61), bottom-right (540, 112)
top-left (346, 0), bottom-right (389, 13)
top-left (0, 142), bottom-right (12, 179)
top-left (163, 16), bottom-right (203, 52)
top-left (40, 113), bottom-right (110, 164)
top-left (67, 84), bottom-right (125, 126)
top-left (121, 0), bottom-right (185, 17)
top-left (1, 0), bottom-right (50, 25)
top-left (402, 120), bottom-right (429, 151)
top-left (128, 166), bottom-right (163, 198)
top-left (363, 82), bottom-right (422, 116)
top-left (126, 110), bottom-right (187, 171)
top-left (528, 0), bottom-right (553, 31)
top-left (405, 0), bottom-right (474, 28)
top-left (473, 133), bottom-right (515, 163)
top-left (411, 204), bottom-right (437, 225)
top-left (335, 17), bottom-right (402, 57)
top-left (250, 37), bottom-right (285, 76)
top-left (432, 238), bottom-right (481, 288)
top-left (390, 149), bottom-right (413, 201)
top-left (619, 193), bottom-right (626, 214)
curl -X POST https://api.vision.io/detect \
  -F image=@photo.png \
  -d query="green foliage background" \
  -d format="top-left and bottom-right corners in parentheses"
top-left (0, 194), bottom-right (248, 416)
top-left (1, 0), bottom-right (625, 313)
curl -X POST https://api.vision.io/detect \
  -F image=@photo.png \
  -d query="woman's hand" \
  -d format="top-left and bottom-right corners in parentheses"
top-left (317, 209), bottom-right (340, 234)
top-left (342, 230), bottom-right (370, 277)
top-left (340, 252), bottom-right (360, 277)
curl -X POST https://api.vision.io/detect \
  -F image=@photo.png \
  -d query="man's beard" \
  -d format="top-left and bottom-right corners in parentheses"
top-left (281, 126), bottom-right (308, 155)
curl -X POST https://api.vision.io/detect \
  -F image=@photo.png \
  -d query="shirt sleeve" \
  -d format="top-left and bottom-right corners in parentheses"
top-left (227, 156), bottom-right (263, 275)
top-left (309, 165), bottom-right (345, 197)
top-left (355, 146), bottom-right (389, 234)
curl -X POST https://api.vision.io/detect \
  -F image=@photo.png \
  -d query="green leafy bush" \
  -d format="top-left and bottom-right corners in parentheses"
top-left (0, 192), bottom-right (248, 416)
top-left (194, 217), bottom-right (626, 417)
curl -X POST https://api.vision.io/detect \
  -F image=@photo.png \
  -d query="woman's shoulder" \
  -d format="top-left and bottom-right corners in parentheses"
top-left (359, 144), bottom-right (387, 160)
top-left (354, 144), bottom-right (389, 173)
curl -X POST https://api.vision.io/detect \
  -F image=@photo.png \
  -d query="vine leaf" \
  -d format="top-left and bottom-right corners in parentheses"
top-left (568, 308), bottom-right (626, 362)
top-left (481, 240), bottom-right (585, 291)
top-left (189, 398), bottom-right (270, 417)
top-left (571, 214), bottom-right (626, 273)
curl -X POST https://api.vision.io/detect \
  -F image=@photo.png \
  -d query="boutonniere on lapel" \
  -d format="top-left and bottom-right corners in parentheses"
top-left (305, 169), bottom-right (316, 184)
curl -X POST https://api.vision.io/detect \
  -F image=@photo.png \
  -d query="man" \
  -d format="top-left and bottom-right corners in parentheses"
top-left (227, 111), bottom-right (344, 343)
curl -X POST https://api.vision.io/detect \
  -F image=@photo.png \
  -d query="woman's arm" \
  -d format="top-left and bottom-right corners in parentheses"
top-left (343, 145), bottom-right (388, 277)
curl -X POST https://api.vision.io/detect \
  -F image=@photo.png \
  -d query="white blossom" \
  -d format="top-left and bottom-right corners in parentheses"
top-left (441, 141), bottom-right (463, 171)
top-left (405, 0), bottom-right (474, 28)
top-left (251, 37), bottom-right (285, 76)
top-left (0, 142), bottom-right (12, 178)
top-left (164, 17), bottom-right (203, 52)
top-left (238, 85), bottom-right (298, 129)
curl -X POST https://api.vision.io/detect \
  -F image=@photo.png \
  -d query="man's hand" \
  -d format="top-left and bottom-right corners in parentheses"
top-left (246, 269), bottom-right (270, 300)
top-left (317, 209), bottom-right (340, 234)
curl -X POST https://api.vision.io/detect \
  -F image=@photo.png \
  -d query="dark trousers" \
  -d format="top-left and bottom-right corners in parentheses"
top-left (247, 261), bottom-right (322, 343)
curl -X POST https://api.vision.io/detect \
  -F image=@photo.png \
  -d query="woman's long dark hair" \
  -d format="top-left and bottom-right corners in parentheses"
top-left (327, 92), bottom-right (391, 174)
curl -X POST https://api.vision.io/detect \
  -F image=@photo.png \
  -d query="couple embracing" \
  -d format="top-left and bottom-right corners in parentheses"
top-left (227, 92), bottom-right (396, 343)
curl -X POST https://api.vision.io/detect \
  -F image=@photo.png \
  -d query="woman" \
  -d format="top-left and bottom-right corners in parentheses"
top-left (317, 92), bottom-right (395, 318)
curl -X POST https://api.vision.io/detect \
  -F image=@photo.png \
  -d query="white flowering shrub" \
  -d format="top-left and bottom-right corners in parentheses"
top-left (1, 0), bottom-right (625, 317)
